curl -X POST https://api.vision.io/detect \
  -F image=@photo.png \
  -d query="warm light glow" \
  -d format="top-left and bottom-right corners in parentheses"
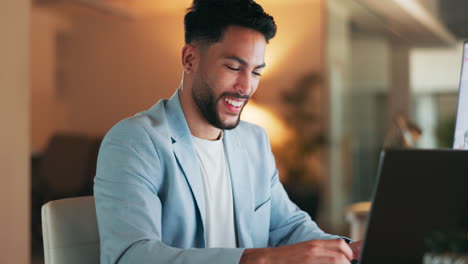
top-left (241, 101), bottom-right (292, 147)
top-left (261, 23), bottom-right (304, 77)
top-left (75, 0), bottom-right (192, 17)
top-left (263, 38), bottom-right (296, 77)
top-left (258, 2), bottom-right (324, 78)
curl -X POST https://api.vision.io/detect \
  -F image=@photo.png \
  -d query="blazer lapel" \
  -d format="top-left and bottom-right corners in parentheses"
top-left (224, 129), bottom-right (254, 248)
top-left (165, 92), bottom-right (207, 241)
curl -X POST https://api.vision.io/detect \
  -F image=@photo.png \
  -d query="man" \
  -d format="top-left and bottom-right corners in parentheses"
top-left (383, 114), bottom-right (422, 149)
top-left (94, 0), bottom-right (361, 263)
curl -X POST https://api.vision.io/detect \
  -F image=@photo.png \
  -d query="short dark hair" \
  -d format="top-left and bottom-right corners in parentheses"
top-left (184, 0), bottom-right (277, 45)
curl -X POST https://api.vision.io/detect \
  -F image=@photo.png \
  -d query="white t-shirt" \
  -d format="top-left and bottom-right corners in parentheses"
top-left (192, 134), bottom-right (237, 248)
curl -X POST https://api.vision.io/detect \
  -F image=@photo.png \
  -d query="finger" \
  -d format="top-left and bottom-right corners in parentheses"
top-left (306, 245), bottom-right (351, 262)
top-left (312, 255), bottom-right (351, 264)
top-left (318, 239), bottom-right (353, 261)
top-left (349, 241), bottom-right (362, 259)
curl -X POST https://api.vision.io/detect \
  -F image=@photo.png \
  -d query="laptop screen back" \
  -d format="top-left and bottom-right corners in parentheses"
top-left (360, 150), bottom-right (468, 264)
top-left (453, 42), bottom-right (468, 149)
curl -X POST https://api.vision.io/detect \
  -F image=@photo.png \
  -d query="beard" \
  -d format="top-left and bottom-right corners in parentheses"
top-left (191, 74), bottom-right (249, 130)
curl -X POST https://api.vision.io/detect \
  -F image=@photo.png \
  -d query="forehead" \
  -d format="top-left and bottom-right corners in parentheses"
top-left (205, 26), bottom-right (267, 65)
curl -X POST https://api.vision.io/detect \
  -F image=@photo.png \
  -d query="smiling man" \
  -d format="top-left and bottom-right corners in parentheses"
top-left (181, 24), bottom-right (265, 139)
top-left (94, 0), bottom-right (360, 263)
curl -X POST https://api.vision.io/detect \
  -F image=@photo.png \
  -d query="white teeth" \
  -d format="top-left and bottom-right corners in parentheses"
top-left (225, 97), bottom-right (243, 107)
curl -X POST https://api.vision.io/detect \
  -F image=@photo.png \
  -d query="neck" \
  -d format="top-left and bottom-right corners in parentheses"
top-left (178, 82), bottom-right (222, 141)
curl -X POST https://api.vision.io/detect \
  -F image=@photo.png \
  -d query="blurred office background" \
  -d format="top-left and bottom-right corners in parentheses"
top-left (1, 0), bottom-right (467, 263)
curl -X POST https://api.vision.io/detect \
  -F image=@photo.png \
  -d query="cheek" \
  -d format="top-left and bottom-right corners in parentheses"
top-left (251, 79), bottom-right (260, 93)
top-left (213, 71), bottom-right (237, 91)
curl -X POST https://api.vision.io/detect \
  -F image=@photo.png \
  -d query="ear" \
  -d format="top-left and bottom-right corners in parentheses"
top-left (181, 44), bottom-right (199, 74)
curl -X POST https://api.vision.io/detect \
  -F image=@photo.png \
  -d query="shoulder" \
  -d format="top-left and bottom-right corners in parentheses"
top-left (102, 100), bottom-right (170, 150)
top-left (235, 120), bottom-right (268, 138)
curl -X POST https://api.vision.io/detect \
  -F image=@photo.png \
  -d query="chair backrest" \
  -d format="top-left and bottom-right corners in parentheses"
top-left (41, 196), bottom-right (100, 264)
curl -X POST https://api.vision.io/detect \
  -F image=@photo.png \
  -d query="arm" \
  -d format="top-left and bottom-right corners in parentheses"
top-left (259, 131), bottom-right (344, 246)
top-left (240, 239), bottom-right (355, 264)
top-left (94, 120), bottom-right (243, 264)
top-left (235, 130), bottom-right (358, 263)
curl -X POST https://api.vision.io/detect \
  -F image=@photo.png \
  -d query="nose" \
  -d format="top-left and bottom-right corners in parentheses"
top-left (235, 71), bottom-right (253, 96)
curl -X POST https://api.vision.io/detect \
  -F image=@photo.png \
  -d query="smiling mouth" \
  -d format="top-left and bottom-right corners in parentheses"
top-left (222, 96), bottom-right (246, 114)
top-left (224, 97), bottom-right (244, 107)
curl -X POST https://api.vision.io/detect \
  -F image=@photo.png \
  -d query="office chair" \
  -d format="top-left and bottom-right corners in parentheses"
top-left (41, 196), bottom-right (100, 264)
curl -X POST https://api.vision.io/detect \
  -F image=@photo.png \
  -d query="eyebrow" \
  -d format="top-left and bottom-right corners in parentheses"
top-left (224, 56), bottom-right (266, 69)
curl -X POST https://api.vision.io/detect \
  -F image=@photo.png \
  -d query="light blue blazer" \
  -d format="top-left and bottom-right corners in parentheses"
top-left (94, 91), bottom-right (343, 264)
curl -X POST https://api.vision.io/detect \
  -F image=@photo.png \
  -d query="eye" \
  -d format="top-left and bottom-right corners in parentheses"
top-left (252, 71), bottom-right (262, 77)
top-left (225, 65), bottom-right (240, 71)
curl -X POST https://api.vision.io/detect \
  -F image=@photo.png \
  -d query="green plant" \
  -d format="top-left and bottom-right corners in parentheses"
top-left (275, 72), bottom-right (325, 187)
top-left (436, 116), bottom-right (456, 148)
top-left (425, 231), bottom-right (468, 254)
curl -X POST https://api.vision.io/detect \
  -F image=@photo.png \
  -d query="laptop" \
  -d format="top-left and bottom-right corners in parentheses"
top-left (453, 41), bottom-right (468, 149)
top-left (357, 42), bottom-right (468, 263)
top-left (357, 149), bottom-right (468, 264)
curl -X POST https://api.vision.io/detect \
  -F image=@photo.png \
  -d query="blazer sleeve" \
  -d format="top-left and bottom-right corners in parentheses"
top-left (262, 131), bottom-right (347, 247)
top-left (93, 120), bottom-right (244, 264)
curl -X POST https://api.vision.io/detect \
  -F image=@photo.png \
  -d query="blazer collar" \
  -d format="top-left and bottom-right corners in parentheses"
top-left (165, 90), bottom-right (191, 144)
top-left (165, 91), bottom-right (207, 245)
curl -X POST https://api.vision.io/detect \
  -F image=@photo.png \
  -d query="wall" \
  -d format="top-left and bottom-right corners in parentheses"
top-left (351, 32), bottom-right (390, 92)
top-left (31, 7), bottom-right (184, 152)
top-left (0, 0), bottom-right (30, 263)
top-left (31, 7), bottom-right (70, 152)
top-left (59, 11), bottom-right (183, 137)
top-left (411, 43), bottom-right (463, 93)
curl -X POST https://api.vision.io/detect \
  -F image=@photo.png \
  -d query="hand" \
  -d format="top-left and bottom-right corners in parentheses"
top-left (240, 239), bottom-right (353, 264)
top-left (348, 240), bottom-right (362, 260)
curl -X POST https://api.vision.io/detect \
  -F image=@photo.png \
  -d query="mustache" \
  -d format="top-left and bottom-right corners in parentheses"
top-left (220, 92), bottom-right (250, 100)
